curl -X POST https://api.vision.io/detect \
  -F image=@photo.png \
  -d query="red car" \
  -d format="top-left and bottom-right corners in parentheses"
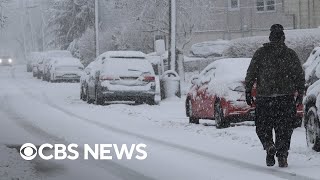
top-left (186, 58), bottom-right (303, 128)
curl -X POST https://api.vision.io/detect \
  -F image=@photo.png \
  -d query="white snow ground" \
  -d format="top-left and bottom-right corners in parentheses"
top-left (0, 65), bottom-right (319, 180)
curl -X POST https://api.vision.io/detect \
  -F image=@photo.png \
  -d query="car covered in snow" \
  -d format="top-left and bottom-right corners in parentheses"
top-left (303, 79), bottom-right (320, 152)
top-left (28, 52), bottom-right (45, 78)
top-left (48, 57), bottom-right (84, 82)
top-left (41, 50), bottom-right (73, 81)
top-left (186, 58), bottom-right (304, 128)
top-left (303, 47), bottom-right (320, 152)
top-left (86, 51), bottom-right (156, 105)
top-left (186, 58), bottom-right (254, 128)
top-left (0, 56), bottom-right (13, 66)
top-left (303, 47), bottom-right (320, 88)
top-left (80, 61), bottom-right (96, 101)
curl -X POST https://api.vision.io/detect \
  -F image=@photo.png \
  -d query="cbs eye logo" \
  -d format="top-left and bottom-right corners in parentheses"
top-left (20, 143), bottom-right (37, 160)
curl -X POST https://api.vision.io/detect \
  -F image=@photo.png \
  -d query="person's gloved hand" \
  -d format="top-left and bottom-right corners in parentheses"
top-left (296, 94), bottom-right (303, 106)
top-left (246, 91), bottom-right (254, 106)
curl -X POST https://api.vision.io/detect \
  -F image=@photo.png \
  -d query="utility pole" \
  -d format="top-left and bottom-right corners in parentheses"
top-left (20, 0), bottom-right (27, 60)
top-left (95, 0), bottom-right (100, 57)
top-left (26, 0), bottom-right (36, 51)
top-left (40, 2), bottom-right (45, 51)
top-left (169, 0), bottom-right (176, 71)
top-left (0, 6), bottom-right (3, 38)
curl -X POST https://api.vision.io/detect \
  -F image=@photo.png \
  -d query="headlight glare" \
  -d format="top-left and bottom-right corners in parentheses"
top-left (8, 59), bottom-right (12, 63)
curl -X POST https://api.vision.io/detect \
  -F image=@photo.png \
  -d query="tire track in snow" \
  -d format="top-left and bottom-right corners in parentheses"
top-left (11, 73), bottom-right (318, 180)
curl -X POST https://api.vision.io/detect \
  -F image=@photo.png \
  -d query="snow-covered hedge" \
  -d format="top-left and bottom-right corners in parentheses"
top-left (224, 28), bottom-right (320, 63)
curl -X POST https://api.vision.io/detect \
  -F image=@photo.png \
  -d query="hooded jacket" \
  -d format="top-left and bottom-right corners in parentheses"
top-left (245, 42), bottom-right (305, 97)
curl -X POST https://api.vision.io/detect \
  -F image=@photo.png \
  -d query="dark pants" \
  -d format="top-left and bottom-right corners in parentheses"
top-left (255, 95), bottom-right (296, 157)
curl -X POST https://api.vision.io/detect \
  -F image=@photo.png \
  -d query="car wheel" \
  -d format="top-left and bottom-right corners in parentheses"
top-left (186, 98), bottom-right (191, 117)
top-left (305, 107), bottom-right (320, 152)
top-left (146, 97), bottom-right (155, 105)
top-left (214, 101), bottom-right (230, 129)
top-left (95, 88), bottom-right (104, 105)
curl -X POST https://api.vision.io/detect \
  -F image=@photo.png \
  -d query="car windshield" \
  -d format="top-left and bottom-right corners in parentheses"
top-left (101, 59), bottom-right (154, 76)
top-left (56, 66), bottom-right (83, 71)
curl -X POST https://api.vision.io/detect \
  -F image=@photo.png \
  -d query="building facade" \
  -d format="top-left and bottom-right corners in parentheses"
top-left (284, 0), bottom-right (320, 29)
top-left (97, 0), bottom-right (320, 53)
top-left (189, 0), bottom-right (294, 44)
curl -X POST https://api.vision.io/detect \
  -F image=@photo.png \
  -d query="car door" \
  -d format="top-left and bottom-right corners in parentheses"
top-left (193, 67), bottom-right (215, 117)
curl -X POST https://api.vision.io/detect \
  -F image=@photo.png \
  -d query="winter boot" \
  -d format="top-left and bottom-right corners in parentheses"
top-left (278, 156), bottom-right (288, 168)
top-left (266, 144), bottom-right (276, 167)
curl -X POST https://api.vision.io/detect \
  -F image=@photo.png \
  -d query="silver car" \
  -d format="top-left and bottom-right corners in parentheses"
top-left (87, 51), bottom-right (156, 105)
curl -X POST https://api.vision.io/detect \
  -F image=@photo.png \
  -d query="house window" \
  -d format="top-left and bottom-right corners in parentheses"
top-left (229, 0), bottom-right (240, 10)
top-left (256, 0), bottom-right (275, 12)
top-left (266, 0), bottom-right (275, 11)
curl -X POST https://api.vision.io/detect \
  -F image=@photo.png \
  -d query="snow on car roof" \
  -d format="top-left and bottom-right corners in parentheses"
top-left (202, 58), bottom-right (251, 82)
top-left (304, 47), bottom-right (320, 81)
top-left (53, 57), bottom-right (83, 67)
top-left (198, 58), bottom-right (251, 100)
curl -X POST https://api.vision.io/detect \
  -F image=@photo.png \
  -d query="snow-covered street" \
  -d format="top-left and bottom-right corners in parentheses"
top-left (0, 65), bottom-right (318, 180)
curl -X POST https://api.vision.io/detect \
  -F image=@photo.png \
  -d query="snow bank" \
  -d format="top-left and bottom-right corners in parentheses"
top-left (0, 145), bottom-right (39, 180)
top-left (191, 40), bottom-right (230, 58)
top-left (224, 28), bottom-right (320, 62)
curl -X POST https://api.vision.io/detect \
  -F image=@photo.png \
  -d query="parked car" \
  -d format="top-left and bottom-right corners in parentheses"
top-left (26, 55), bottom-right (33, 72)
top-left (0, 56), bottom-right (13, 66)
top-left (42, 50), bottom-right (73, 81)
top-left (29, 52), bottom-right (44, 77)
top-left (303, 47), bottom-right (320, 152)
top-left (87, 51), bottom-right (156, 105)
top-left (303, 47), bottom-right (320, 88)
top-left (80, 61), bottom-right (96, 101)
top-left (186, 58), bottom-right (304, 128)
top-left (35, 57), bottom-right (45, 79)
top-left (27, 52), bottom-right (42, 72)
top-left (304, 79), bottom-right (320, 152)
top-left (48, 57), bottom-right (84, 82)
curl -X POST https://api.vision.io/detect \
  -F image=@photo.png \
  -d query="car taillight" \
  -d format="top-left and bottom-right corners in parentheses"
top-left (143, 76), bottom-right (155, 82)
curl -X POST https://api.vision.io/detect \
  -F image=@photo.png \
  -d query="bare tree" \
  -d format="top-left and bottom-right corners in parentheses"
top-left (0, 0), bottom-right (10, 29)
top-left (47, 0), bottom-right (95, 50)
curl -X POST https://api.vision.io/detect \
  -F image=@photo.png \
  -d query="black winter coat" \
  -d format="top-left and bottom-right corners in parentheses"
top-left (245, 42), bottom-right (305, 96)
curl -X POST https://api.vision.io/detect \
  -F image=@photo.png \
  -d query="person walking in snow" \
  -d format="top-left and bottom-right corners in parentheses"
top-left (245, 24), bottom-right (305, 168)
